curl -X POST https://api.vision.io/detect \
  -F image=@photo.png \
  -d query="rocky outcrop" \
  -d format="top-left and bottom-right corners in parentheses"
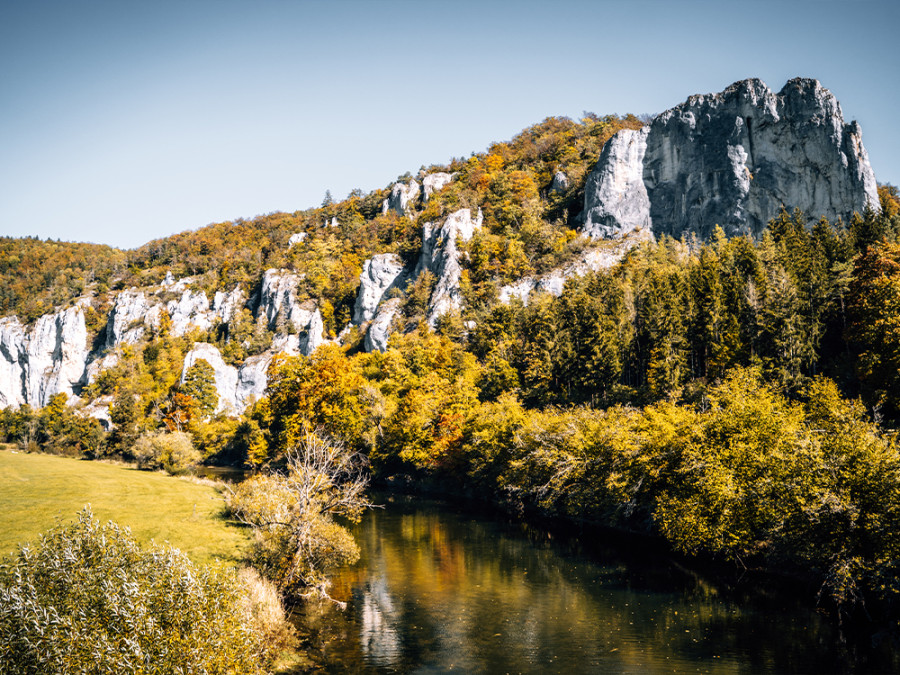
top-left (417, 208), bottom-right (483, 327)
top-left (258, 269), bottom-right (325, 356)
top-left (365, 298), bottom-right (402, 353)
top-left (212, 286), bottom-right (245, 324)
top-left (104, 280), bottom-right (239, 349)
top-left (582, 128), bottom-right (651, 239)
top-left (167, 289), bottom-right (212, 336)
top-left (583, 78), bottom-right (880, 241)
top-left (181, 343), bottom-right (234, 415)
top-left (106, 291), bottom-right (152, 348)
top-left (0, 306), bottom-right (89, 409)
top-left (288, 232), bottom-right (307, 247)
top-left (259, 269), bottom-right (303, 330)
top-left (0, 319), bottom-right (27, 408)
top-left (353, 254), bottom-right (405, 324)
top-left (499, 234), bottom-right (650, 306)
top-left (181, 342), bottom-right (271, 415)
top-left (382, 180), bottom-right (420, 217)
top-left (422, 172), bottom-right (455, 201)
top-left (550, 171), bottom-right (570, 194)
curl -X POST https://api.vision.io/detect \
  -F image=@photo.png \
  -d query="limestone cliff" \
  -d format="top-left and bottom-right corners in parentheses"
top-left (418, 208), bottom-right (483, 327)
top-left (583, 78), bottom-right (879, 241)
top-left (0, 77), bottom-right (884, 415)
top-left (257, 269), bottom-right (325, 356)
top-left (352, 254), bottom-right (405, 325)
top-left (0, 305), bottom-right (89, 408)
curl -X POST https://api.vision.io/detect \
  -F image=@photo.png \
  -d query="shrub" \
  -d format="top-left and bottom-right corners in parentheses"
top-left (132, 430), bottom-right (201, 474)
top-left (228, 432), bottom-right (371, 602)
top-left (0, 508), bottom-right (271, 674)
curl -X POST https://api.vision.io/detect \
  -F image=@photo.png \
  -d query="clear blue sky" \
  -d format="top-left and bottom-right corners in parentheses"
top-left (1, 0), bottom-right (897, 249)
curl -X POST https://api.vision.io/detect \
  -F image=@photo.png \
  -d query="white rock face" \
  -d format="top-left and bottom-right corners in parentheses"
top-left (181, 343), bottom-right (235, 415)
top-left (258, 269), bottom-right (324, 356)
top-left (181, 343), bottom-right (273, 415)
top-left (499, 235), bottom-right (649, 306)
top-left (235, 354), bottom-right (272, 411)
top-left (212, 286), bottom-right (245, 324)
top-left (82, 394), bottom-right (114, 430)
top-left (583, 78), bottom-right (880, 241)
top-left (289, 232), bottom-right (307, 247)
top-left (106, 291), bottom-right (152, 348)
top-left (167, 290), bottom-right (211, 336)
top-left (415, 208), bottom-right (483, 327)
top-left (583, 128), bottom-right (651, 239)
top-left (0, 307), bottom-right (89, 409)
top-left (105, 281), bottom-right (231, 347)
top-left (382, 180), bottom-right (420, 217)
top-left (365, 298), bottom-right (402, 353)
top-left (0, 319), bottom-right (27, 408)
top-left (550, 171), bottom-right (570, 194)
top-left (422, 172), bottom-right (455, 201)
top-left (259, 269), bottom-right (302, 330)
top-left (353, 254), bottom-right (405, 324)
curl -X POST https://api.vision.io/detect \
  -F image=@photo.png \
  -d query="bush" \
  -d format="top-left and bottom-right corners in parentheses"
top-left (228, 432), bottom-right (371, 602)
top-left (132, 430), bottom-right (201, 474)
top-left (0, 508), bottom-right (271, 674)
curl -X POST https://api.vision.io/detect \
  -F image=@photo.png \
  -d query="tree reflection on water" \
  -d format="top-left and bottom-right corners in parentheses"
top-left (293, 496), bottom-right (892, 674)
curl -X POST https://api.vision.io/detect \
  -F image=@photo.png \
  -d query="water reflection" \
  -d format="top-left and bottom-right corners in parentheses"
top-left (295, 496), bottom-right (894, 674)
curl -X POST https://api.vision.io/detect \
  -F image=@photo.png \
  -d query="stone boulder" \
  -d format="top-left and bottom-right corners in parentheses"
top-left (550, 171), bottom-right (570, 194)
top-left (583, 78), bottom-right (880, 241)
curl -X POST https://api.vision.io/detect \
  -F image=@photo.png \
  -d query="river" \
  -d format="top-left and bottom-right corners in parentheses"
top-left (292, 494), bottom-right (894, 674)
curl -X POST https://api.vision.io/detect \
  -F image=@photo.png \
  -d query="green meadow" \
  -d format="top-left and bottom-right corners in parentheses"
top-left (0, 448), bottom-right (250, 564)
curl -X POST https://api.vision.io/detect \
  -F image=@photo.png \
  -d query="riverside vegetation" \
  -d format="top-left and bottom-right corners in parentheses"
top-left (2, 98), bottom-right (900, 671)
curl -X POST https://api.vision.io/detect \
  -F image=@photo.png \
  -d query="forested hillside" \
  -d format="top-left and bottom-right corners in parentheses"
top-left (3, 98), bottom-right (900, 622)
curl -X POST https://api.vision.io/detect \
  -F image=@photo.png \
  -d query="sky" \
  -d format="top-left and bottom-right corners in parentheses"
top-left (1, 0), bottom-right (897, 250)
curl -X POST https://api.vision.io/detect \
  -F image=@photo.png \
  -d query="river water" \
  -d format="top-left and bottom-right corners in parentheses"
top-left (294, 494), bottom-right (894, 674)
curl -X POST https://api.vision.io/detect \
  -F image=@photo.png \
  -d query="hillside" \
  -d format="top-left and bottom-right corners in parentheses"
top-left (3, 77), bottom-right (900, 619)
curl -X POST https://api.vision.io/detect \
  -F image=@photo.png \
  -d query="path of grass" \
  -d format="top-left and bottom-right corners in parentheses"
top-left (0, 449), bottom-right (250, 565)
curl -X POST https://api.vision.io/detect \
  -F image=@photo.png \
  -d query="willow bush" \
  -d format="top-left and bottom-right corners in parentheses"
top-left (0, 508), bottom-right (272, 675)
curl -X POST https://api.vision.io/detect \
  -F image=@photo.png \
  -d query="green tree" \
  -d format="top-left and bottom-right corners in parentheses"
top-left (847, 240), bottom-right (900, 418)
top-left (181, 358), bottom-right (219, 418)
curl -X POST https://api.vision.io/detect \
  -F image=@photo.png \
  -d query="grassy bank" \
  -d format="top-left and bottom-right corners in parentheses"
top-left (0, 448), bottom-right (249, 564)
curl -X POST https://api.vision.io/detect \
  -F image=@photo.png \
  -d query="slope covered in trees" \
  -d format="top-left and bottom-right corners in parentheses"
top-left (3, 106), bottom-right (900, 628)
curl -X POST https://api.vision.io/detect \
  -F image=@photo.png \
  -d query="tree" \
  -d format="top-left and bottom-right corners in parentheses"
top-left (227, 432), bottom-right (372, 602)
top-left (847, 241), bottom-right (900, 418)
top-left (132, 430), bottom-right (202, 474)
top-left (181, 358), bottom-right (219, 418)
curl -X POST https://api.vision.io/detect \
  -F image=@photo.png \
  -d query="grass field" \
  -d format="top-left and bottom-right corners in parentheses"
top-left (0, 448), bottom-right (250, 565)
